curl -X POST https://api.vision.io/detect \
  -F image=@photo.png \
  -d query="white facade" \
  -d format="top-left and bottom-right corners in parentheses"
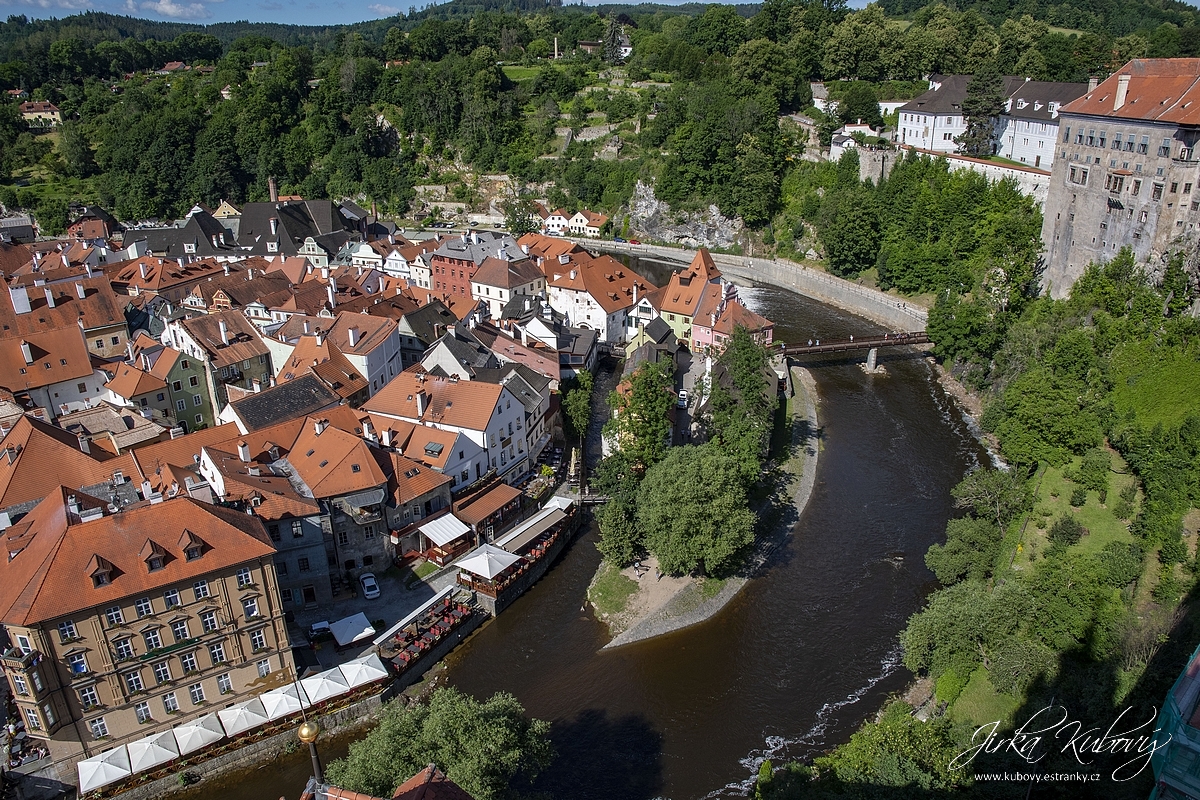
top-left (31, 367), bottom-right (114, 417)
top-left (546, 283), bottom-right (628, 343)
top-left (543, 210), bottom-right (569, 234)
top-left (899, 110), bottom-right (964, 152)
top-left (995, 115), bottom-right (1059, 170)
top-left (471, 279), bottom-right (545, 320)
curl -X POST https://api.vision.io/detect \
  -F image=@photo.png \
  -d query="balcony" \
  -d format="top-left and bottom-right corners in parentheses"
top-left (2, 649), bottom-right (37, 669)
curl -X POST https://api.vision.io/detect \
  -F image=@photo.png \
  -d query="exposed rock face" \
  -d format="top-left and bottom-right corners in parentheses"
top-left (626, 181), bottom-right (742, 249)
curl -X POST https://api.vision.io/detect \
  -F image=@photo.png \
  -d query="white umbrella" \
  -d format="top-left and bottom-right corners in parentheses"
top-left (77, 745), bottom-right (132, 793)
top-left (126, 730), bottom-right (179, 772)
top-left (300, 667), bottom-right (351, 704)
top-left (217, 697), bottom-right (270, 737)
top-left (172, 713), bottom-right (225, 755)
top-left (339, 653), bottom-right (390, 688)
top-left (260, 684), bottom-right (307, 720)
top-left (457, 543), bottom-right (522, 579)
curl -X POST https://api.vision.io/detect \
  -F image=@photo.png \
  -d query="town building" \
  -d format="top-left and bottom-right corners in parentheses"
top-left (164, 311), bottom-right (273, 415)
top-left (428, 232), bottom-right (529, 299)
top-left (690, 285), bottom-right (775, 355)
top-left (470, 256), bottom-right (546, 320)
top-left (995, 80), bottom-right (1088, 170)
top-left (0, 490), bottom-right (293, 784)
top-left (18, 101), bottom-right (60, 128)
top-left (659, 248), bottom-right (723, 343)
top-left (0, 324), bottom-right (111, 418)
top-left (567, 210), bottom-right (608, 238)
top-left (1040, 59), bottom-right (1200, 297)
top-left (103, 334), bottom-right (217, 432)
top-left (898, 75), bottom-right (1028, 153)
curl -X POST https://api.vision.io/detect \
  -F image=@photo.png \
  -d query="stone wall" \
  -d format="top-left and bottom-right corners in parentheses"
top-left (904, 147), bottom-right (1050, 207)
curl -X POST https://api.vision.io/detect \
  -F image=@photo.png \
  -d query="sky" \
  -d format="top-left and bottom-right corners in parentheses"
top-left (0, 0), bottom-right (715, 27)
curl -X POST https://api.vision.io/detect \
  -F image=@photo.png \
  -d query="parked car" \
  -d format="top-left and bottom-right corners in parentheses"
top-left (614, 236), bottom-right (626, 243)
top-left (677, 389), bottom-right (689, 408)
top-left (307, 621), bottom-right (333, 644)
top-left (359, 572), bottom-right (381, 599)
top-left (629, 239), bottom-right (641, 245)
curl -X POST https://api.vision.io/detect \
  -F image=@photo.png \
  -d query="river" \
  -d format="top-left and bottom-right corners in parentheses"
top-left (202, 275), bottom-right (983, 800)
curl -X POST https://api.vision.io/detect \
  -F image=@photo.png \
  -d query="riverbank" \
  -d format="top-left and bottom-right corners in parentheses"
top-left (595, 365), bottom-right (820, 649)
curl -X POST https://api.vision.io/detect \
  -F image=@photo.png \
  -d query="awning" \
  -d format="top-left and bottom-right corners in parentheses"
top-left (372, 585), bottom-right (454, 646)
top-left (341, 487), bottom-right (386, 508)
top-left (172, 713), bottom-right (225, 755)
top-left (260, 684), bottom-right (308, 720)
top-left (457, 543), bottom-right (521, 580)
top-left (126, 730), bottom-right (179, 772)
top-left (497, 508), bottom-right (565, 554)
top-left (339, 653), bottom-right (390, 688)
top-left (419, 514), bottom-right (471, 547)
top-left (454, 483), bottom-right (523, 526)
top-left (300, 667), bottom-right (351, 704)
top-left (77, 746), bottom-right (132, 793)
top-left (217, 697), bottom-right (270, 737)
top-left (330, 612), bottom-right (375, 647)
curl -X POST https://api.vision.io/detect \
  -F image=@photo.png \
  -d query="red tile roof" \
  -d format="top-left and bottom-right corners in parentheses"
top-left (363, 374), bottom-right (502, 432)
top-left (1064, 58), bottom-right (1200, 124)
top-left (0, 326), bottom-right (94, 392)
top-left (392, 766), bottom-right (477, 800)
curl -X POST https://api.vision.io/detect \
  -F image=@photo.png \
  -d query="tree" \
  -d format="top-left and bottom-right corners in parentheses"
top-left (593, 450), bottom-right (646, 565)
top-left (502, 187), bottom-right (540, 235)
top-left (604, 17), bottom-right (624, 63)
top-left (822, 4), bottom-right (888, 80)
top-left (638, 443), bottom-right (757, 576)
top-left (818, 183), bottom-right (880, 277)
top-left (324, 688), bottom-right (553, 800)
top-left (955, 63), bottom-right (1004, 157)
top-left (562, 369), bottom-right (594, 442)
top-left (949, 468), bottom-right (1032, 528)
top-left (604, 359), bottom-right (674, 473)
top-left (731, 38), bottom-right (801, 112)
top-left (836, 81), bottom-right (881, 128)
top-left (924, 516), bottom-right (1003, 585)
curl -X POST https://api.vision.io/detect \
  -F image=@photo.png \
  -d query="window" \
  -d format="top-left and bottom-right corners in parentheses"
top-left (135, 701), bottom-right (152, 723)
top-left (95, 339), bottom-right (104, 349)
top-left (1068, 167), bottom-right (1089, 185)
top-left (1133, 179), bottom-right (1142, 196)
top-left (1160, 138), bottom-right (1173, 157)
top-left (153, 661), bottom-right (171, 684)
top-left (1112, 133), bottom-right (1122, 149)
top-left (1140, 209), bottom-right (1149, 223)
top-left (172, 381), bottom-right (182, 392)
top-left (193, 580), bottom-right (210, 600)
top-left (189, 683), bottom-right (205, 705)
top-left (189, 376), bottom-right (198, 387)
top-left (256, 658), bottom-right (272, 677)
top-left (1138, 135), bottom-right (1149, 154)
top-left (200, 610), bottom-right (219, 633)
top-left (191, 394), bottom-right (202, 407)
top-left (176, 400), bottom-right (186, 412)
top-left (363, 526), bottom-right (375, 540)
top-left (217, 673), bottom-right (232, 694)
top-left (298, 557), bottom-right (310, 573)
top-left (1063, 126), bottom-right (1071, 143)
top-left (277, 562), bottom-right (288, 576)
top-left (157, 393), bottom-right (165, 402)
top-left (186, 545), bottom-right (202, 560)
top-left (181, 360), bottom-right (189, 370)
top-left (163, 693), bottom-right (179, 714)
top-left (12, 675), bottom-right (28, 696)
top-left (164, 589), bottom-right (180, 608)
top-left (143, 629), bottom-right (162, 651)
top-left (77, 382), bottom-right (86, 393)
top-left (1171, 182), bottom-right (1179, 193)
top-left (124, 671), bottom-right (144, 694)
top-left (208, 642), bottom-right (226, 664)
top-left (148, 556), bottom-right (163, 572)
top-left (105, 607), bottom-right (124, 627)
top-left (1086, 129), bottom-right (1095, 146)
top-left (1098, 132), bottom-right (1106, 148)
top-left (1153, 183), bottom-right (1164, 200)
top-left (1106, 175), bottom-right (1124, 193)
top-left (242, 597), bottom-right (259, 619)
top-left (171, 620), bottom-right (190, 642)
top-left (250, 629), bottom-right (267, 651)
top-left (24, 709), bottom-right (40, 731)
top-left (135, 597), bottom-right (153, 618)
top-left (337, 530), bottom-right (349, 546)
top-left (1186, 183), bottom-right (1193, 194)
top-left (67, 653), bottom-right (89, 675)
top-left (58, 620), bottom-right (77, 642)
top-left (180, 652), bottom-right (197, 673)
top-left (115, 638), bottom-right (135, 660)
top-left (89, 717), bottom-right (108, 739)
top-left (236, 567), bottom-right (252, 587)
top-left (79, 686), bottom-right (98, 709)
top-left (292, 520), bottom-right (303, 538)
top-left (268, 525), bottom-right (280, 542)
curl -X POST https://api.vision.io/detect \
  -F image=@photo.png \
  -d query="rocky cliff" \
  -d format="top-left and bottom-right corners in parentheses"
top-left (625, 181), bottom-right (742, 249)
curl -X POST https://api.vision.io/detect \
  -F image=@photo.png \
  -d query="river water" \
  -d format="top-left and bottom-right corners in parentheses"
top-left (203, 275), bottom-right (983, 800)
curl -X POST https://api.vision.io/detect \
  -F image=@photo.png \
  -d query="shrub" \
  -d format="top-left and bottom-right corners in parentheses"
top-left (1048, 515), bottom-right (1085, 549)
top-left (934, 669), bottom-right (967, 703)
top-left (1069, 487), bottom-right (1088, 507)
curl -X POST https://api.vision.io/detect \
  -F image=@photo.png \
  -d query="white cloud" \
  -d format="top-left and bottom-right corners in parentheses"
top-left (367, 2), bottom-right (398, 13)
top-left (15, 0), bottom-right (93, 10)
top-left (137, 0), bottom-right (211, 18)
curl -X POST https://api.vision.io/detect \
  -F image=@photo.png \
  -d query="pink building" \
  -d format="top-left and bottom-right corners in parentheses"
top-left (691, 284), bottom-right (774, 355)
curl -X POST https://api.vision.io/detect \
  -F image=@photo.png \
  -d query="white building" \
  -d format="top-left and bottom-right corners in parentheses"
top-left (995, 80), bottom-right (1088, 171)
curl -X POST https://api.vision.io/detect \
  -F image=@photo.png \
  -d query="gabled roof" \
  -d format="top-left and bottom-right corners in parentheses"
top-left (0, 326), bottom-right (94, 392)
top-left (56, 401), bottom-right (165, 454)
top-left (395, 424), bottom-right (460, 470)
top-left (1063, 58), bottom-right (1200, 124)
top-left (1004, 80), bottom-right (1088, 121)
top-left (396, 300), bottom-right (459, 346)
top-left (104, 360), bottom-right (167, 401)
top-left (203, 446), bottom-right (319, 521)
top-left (387, 452), bottom-right (452, 504)
top-left (229, 374), bottom-right (341, 432)
top-left (0, 416), bottom-right (142, 509)
top-left (424, 327), bottom-right (499, 378)
top-left (129, 423), bottom-right (241, 490)
top-left (393, 764), bottom-right (478, 800)
top-left (0, 243), bottom-right (32, 276)
top-left (471, 256), bottom-right (544, 290)
top-left (179, 310), bottom-right (269, 368)
top-left (236, 200), bottom-right (354, 257)
top-left (470, 324), bottom-right (561, 381)
top-left (660, 249), bottom-right (721, 317)
top-left (0, 491), bottom-right (274, 626)
top-left (287, 419), bottom-right (388, 498)
top-left (364, 374), bottom-right (503, 432)
top-left (431, 232), bottom-right (526, 266)
top-left (0, 278), bottom-right (129, 336)
top-left (280, 335), bottom-right (366, 400)
top-left (105, 256), bottom-right (234, 295)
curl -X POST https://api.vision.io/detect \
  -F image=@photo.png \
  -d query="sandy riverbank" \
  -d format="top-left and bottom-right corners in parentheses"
top-left (595, 365), bottom-right (821, 649)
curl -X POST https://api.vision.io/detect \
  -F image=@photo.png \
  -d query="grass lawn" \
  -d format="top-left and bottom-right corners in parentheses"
top-left (982, 154), bottom-right (1033, 168)
top-left (589, 561), bottom-right (638, 616)
top-left (948, 667), bottom-right (1022, 728)
top-left (413, 560), bottom-right (439, 579)
top-left (1108, 340), bottom-right (1200, 429)
top-left (502, 65), bottom-right (540, 83)
top-left (699, 577), bottom-right (725, 600)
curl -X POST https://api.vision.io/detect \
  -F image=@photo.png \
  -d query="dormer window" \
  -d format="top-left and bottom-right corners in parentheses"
top-left (186, 546), bottom-right (202, 561)
top-left (149, 556), bottom-right (164, 571)
top-left (183, 243), bottom-right (196, 254)
top-left (140, 539), bottom-right (167, 572)
top-left (267, 242), bottom-right (278, 253)
top-left (178, 530), bottom-right (206, 561)
top-left (93, 572), bottom-right (110, 587)
top-left (87, 554), bottom-right (115, 588)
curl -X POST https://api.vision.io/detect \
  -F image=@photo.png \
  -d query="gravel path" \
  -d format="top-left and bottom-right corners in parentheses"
top-left (603, 365), bottom-right (821, 649)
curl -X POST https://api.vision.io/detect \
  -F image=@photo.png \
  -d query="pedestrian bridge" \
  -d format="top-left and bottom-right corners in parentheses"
top-left (779, 332), bottom-right (932, 369)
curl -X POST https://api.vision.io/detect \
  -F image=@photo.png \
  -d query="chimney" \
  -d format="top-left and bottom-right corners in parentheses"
top-left (633, 282), bottom-right (639, 305)
top-left (126, 340), bottom-right (135, 361)
top-left (362, 418), bottom-right (374, 440)
top-left (348, 326), bottom-right (360, 347)
top-left (470, 231), bottom-right (478, 244)
top-left (77, 434), bottom-right (90, 455)
top-left (558, 254), bottom-right (570, 265)
top-left (237, 440), bottom-right (250, 462)
top-left (140, 479), bottom-right (153, 499)
top-left (1088, 76), bottom-right (1099, 93)
top-left (269, 217), bottom-right (279, 236)
top-left (382, 427), bottom-right (392, 447)
top-left (1115, 74), bottom-right (1131, 111)
top-left (67, 495), bottom-right (80, 514)
top-left (303, 320), bottom-right (310, 334)
top-left (570, 269), bottom-right (577, 280)
top-left (313, 418), bottom-right (327, 436)
top-left (177, 257), bottom-right (184, 269)
top-left (223, 262), bottom-right (230, 276)
top-left (268, 176), bottom-right (278, 203)
top-left (42, 287), bottom-right (55, 308)
top-left (521, 244), bottom-right (529, 255)
top-left (327, 280), bottom-right (336, 309)
top-left (416, 390), bottom-right (428, 416)
top-left (252, 378), bottom-right (261, 393)
top-left (212, 235), bottom-right (219, 248)
top-left (321, 266), bottom-right (329, 280)
top-left (75, 282), bottom-right (86, 300)
top-left (315, 330), bottom-right (324, 346)
top-left (139, 262), bottom-right (148, 279)
top-left (19, 341), bottom-right (32, 365)
top-left (85, 263), bottom-right (94, 278)
top-left (219, 319), bottom-right (229, 345)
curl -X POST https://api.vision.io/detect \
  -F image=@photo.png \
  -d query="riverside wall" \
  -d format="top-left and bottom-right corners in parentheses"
top-left (576, 240), bottom-right (928, 332)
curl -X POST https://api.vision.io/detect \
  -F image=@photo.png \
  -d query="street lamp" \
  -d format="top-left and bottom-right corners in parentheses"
top-left (298, 720), bottom-right (323, 784)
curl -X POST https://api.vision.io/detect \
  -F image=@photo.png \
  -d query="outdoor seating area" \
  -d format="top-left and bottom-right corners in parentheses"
top-left (374, 590), bottom-right (477, 673)
top-left (3, 703), bottom-right (47, 769)
top-left (457, 499), bottom-right (578, 599)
